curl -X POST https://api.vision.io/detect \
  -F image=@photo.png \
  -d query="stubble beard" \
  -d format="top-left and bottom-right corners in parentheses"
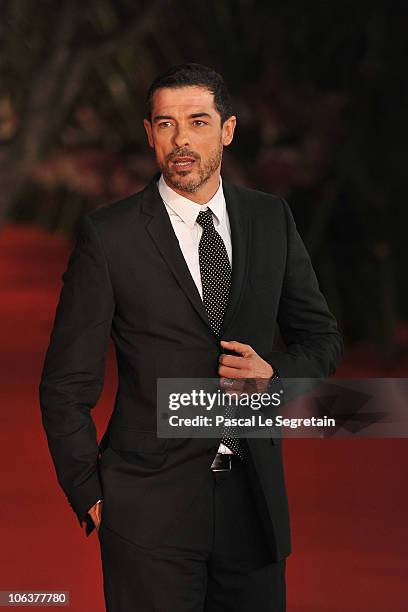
top-left (160, 140), bottom-right (223, 193)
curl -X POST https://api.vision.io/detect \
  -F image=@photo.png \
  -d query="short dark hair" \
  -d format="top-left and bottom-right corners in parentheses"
top-left (145, 63), bottom-right (233, 124)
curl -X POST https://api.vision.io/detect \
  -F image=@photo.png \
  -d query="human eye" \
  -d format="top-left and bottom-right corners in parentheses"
top-left (158, 121), bottom-right (173, 129)
top-left (192, 120), bottom-right (207, 127)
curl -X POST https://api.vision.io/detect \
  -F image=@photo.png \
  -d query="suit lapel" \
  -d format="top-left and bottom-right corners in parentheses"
top-left (141, 175), bottom-right (251, 338)
top-left (141, 176), bottom-right (212, 332)
top-left (220, 180), bottom-right (252, 337)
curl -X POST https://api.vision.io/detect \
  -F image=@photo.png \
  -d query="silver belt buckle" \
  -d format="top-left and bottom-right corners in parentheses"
top-left (211, 454), bottom-right (232, 472)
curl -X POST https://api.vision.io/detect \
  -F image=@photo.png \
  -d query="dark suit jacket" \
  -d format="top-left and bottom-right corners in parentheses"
top-left (39, 174), bottom-right (342, 561)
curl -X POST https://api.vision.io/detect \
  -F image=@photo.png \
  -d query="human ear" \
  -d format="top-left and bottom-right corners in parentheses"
top-left (143, 119), bottom-right (154, 148)
top-left (221, 115), bottom-right (236, 147)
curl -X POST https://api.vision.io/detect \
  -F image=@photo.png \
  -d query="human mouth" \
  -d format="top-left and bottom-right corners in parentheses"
top-left (171, 157), bottom-right (196, 169)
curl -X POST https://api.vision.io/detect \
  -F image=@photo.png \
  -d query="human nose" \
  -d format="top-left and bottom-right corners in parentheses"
top-left (172, 124), bottom-right (190, 148)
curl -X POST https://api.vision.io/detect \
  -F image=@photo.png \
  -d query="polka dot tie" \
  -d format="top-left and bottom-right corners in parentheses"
top-left (196, 209), bottom-right (245, 460)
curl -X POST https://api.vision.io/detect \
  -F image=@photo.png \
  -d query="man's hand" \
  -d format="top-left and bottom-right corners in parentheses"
top-left (218, 340), bottom-right (273, 395)
top-left (88, 500), bottom-right (103, 531)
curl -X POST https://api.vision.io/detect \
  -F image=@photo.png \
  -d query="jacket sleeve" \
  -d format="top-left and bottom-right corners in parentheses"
top-left (265, 199), bottom-right (343, 379)
top-left (39, 214), bottom-right (115, 530)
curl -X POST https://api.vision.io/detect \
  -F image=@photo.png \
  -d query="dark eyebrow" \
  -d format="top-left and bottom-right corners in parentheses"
top-left (153, 112), bottom-right (212, 123)
top-left (153, 115), bottom-right (173, 123)
top-left (189, 113), bottom-right (212, 119)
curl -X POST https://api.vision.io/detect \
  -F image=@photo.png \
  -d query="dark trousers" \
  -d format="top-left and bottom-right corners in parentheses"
top-left (98, 459), bottom-right (286, 611)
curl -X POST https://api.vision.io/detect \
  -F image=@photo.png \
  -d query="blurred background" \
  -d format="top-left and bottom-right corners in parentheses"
top-left (0, 1), bottom-right (407, 611)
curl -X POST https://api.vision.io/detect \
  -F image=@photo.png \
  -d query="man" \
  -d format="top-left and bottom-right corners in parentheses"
top-left (39, 63), bottom-right (342, 611)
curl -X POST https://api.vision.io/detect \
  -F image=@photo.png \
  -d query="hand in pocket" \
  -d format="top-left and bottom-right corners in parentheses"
top-left (88, 500), bottom-right (103, 531)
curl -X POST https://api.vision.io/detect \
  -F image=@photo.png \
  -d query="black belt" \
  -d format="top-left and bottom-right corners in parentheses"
top-left (210, 452), bottom-right (244, 471)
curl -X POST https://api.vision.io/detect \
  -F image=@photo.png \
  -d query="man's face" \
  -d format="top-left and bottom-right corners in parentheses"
top-left (143, 86), bottom-right (236, 195)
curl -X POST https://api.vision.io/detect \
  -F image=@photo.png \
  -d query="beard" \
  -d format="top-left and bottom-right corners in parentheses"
top-left (159, 141), bottom-right (223, 193)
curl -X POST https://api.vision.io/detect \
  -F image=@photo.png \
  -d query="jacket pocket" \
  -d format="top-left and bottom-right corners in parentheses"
top-left (108, 428), bottom-right (168, 454)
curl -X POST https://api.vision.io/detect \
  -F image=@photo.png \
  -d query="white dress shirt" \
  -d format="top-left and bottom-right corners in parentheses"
top-left (158, 174), bottom-right (233, 455)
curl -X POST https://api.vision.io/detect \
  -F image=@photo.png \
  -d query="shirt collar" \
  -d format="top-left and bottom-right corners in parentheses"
top-left (158, 174), bottom-right (225, 229)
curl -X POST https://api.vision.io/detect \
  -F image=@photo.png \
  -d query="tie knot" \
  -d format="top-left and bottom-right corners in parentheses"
top-left (196, 208), bottom-right (215, 231)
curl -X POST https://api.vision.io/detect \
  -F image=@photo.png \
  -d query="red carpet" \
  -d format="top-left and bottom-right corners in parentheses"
top-left (0, 224), bottom-right (406, 611)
